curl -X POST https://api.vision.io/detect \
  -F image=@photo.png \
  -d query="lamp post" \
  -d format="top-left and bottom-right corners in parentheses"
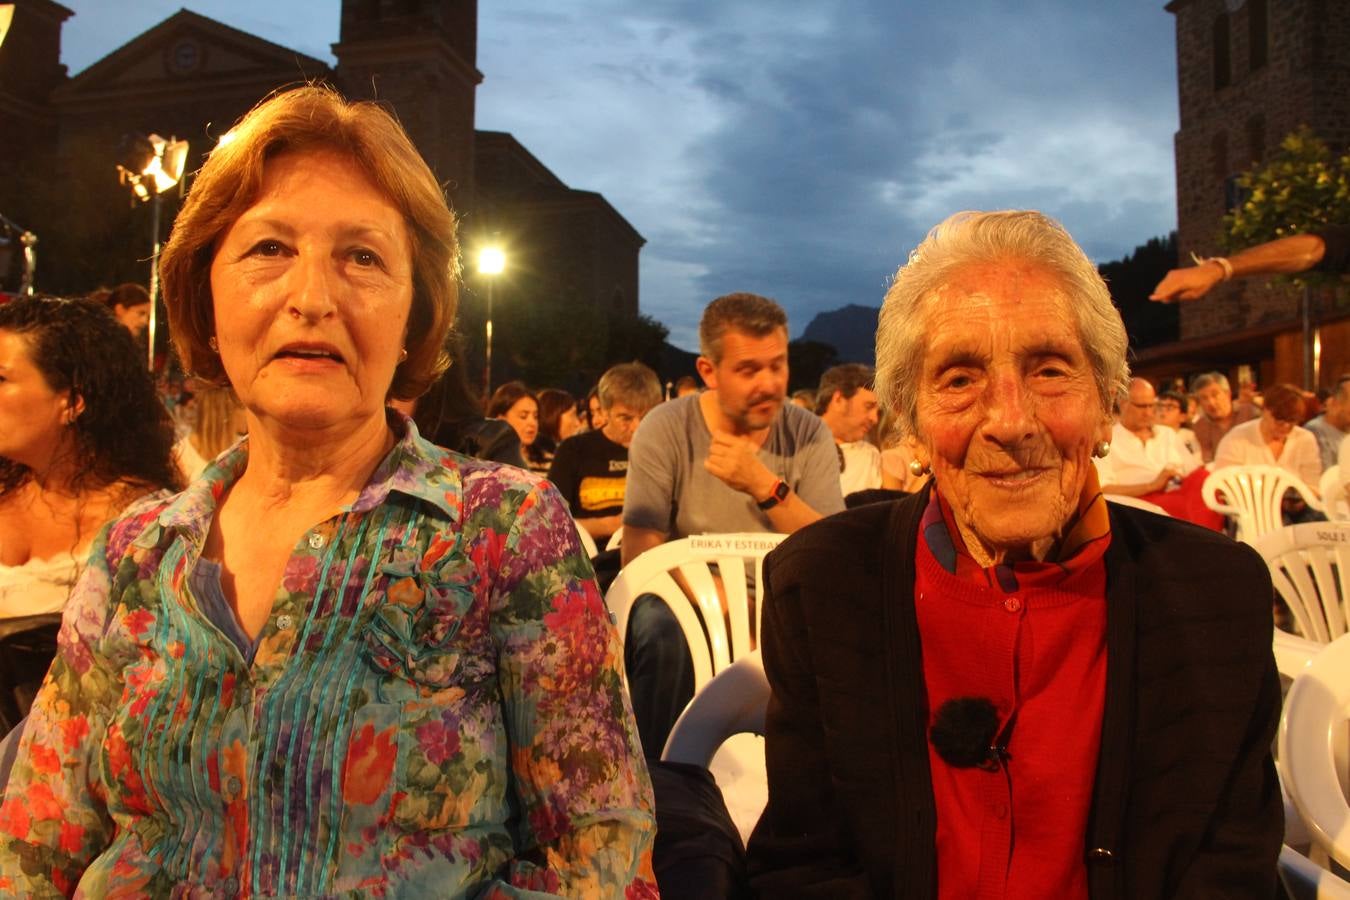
top-left (117, 133), bottom-right (189, 369)
top-left (478, 245), bottom-right (505, 399)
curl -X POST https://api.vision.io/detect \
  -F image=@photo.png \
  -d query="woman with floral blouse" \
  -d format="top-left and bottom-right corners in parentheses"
top-left (0, 85), bottom-right (656, 897)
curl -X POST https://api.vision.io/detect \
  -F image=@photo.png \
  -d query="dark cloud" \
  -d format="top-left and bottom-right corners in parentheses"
top-left (59, 0), bottom-right (1183, 350)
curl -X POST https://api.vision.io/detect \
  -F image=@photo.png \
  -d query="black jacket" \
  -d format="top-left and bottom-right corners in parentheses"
top-left (746, 489), bottom-right (1283, 899)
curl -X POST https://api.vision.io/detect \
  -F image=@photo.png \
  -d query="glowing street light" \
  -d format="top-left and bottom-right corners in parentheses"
top-left (116, 132), bottom-right (189, 368)
top-left (478, 245), bottom-right (505, 398)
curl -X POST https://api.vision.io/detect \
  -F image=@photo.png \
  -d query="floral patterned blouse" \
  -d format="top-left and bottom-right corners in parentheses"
top-left (0, 419), bottom-right (657, 898)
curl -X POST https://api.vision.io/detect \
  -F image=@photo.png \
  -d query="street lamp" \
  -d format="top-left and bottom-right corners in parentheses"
top-left (478, 245), bottom-right (505, 398)
top-left (117, 132), bottom-right (189, 368)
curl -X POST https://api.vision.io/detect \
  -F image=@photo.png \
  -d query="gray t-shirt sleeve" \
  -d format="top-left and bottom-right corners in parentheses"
top-left (621, 404), bottom-right (679, 534)
top-left (791, 415), bottom-right (846, 516)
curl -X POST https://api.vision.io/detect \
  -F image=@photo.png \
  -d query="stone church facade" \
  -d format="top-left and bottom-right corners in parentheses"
top-left (0, 0), bottom-right (643, 334)
top-left (1149, 0), bottom-right (1350, 389)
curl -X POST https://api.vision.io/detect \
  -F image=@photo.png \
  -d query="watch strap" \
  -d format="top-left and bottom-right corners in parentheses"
top-left (757, 478), bottom-right (789, 510)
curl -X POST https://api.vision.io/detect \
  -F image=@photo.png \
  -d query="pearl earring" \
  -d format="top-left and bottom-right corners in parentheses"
top-left (909, 458), bottom-right (930, 477)
top-left (208, 336), bottom-right (219, 353)
top-left (1093, 440), bottom-right (1111, 459)
top-left (398, 348), bottom-right (408, 363)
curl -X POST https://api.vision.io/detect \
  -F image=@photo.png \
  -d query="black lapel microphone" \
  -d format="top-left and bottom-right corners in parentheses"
top-left (930, 697), bottom-right (1013, 771)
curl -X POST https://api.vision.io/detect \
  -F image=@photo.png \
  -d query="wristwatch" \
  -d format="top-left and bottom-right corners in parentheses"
top-left (757, 478), bottom-right (790, 510)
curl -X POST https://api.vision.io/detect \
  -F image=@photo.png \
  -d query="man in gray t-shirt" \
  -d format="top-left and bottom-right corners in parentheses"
top-left (622, 394), bottom-right (843, 544)
top-left (620, 291), bottom-right (844, 755)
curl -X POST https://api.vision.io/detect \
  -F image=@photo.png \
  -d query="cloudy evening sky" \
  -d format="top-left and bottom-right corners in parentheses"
top-left (58, 2), bottom-right (1180, 351)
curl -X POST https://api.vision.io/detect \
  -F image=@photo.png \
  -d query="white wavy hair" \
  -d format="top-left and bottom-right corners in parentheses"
top-left (874, 209), bottom-right (1130, 438)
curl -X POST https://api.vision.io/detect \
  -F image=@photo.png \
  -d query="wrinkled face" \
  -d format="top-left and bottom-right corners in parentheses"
top-left (1119, 380), bottom-right (1158, 432)
top-left (113, 302), bottom-right (150, 337)
top-left (1195, 382), bottom-right (1233, 421)
top-left (1155, 396), bottom-right (1185, 429)
top-left (0, 330), bottom-right (78, 471)
top-left (699, 327), bottom-right (789, 432)
top-left (914, 259), bottom-right (1109, 563)
top-left (209, 150), bottom-right (413, 436)
top-left (827, 387), bottom-right (880, 443)
top-left (601, 401), bottom-right (646, 448)
top-left (500, 396), bottom-right (538, 446)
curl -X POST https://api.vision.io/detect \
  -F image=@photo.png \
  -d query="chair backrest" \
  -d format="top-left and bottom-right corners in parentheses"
top-left (662, 651), bottom-right (769, 766)
top-left (605, 533), bottom-right (786, 690)
top-left (1252, 523), bottom-right (1350, 644)
top-left (605, 526), bottom-right (623, 553)
top-left (1202, 464), bottom-right (1320, 542)
top-left (1322, 465), bottom-right (1350, 523)
top-left (1279, 633), bottom-right (1350, 870)
top-left (574, 521), bottom-right (599, 559)
top-left (1279, 844), bottom-right (1350, 899)
top-left (1105, 494), bottom-right (1169, 516)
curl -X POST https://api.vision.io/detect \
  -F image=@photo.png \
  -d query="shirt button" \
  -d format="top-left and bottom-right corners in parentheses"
top-left (993, 802), bottom-right (1008, 819)
top-left (276, 615), bottom-right (294, 631)
top-left (223, 875), bottom-right (240, 896)
top-left (1003, 596), bottom-right (1022, 613)
top-left (227, 775), bottom-right (242, 796)
top-left (308, 532), bottom-right (325, 549)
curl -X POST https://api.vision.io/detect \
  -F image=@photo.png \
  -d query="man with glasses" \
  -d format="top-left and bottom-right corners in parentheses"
top-left (1095, 377), bottom-right (1222, 529)
top-left (1155, 389), bottom-right (1203, 473)
top-left (548, 362), bottom-right (663, 545)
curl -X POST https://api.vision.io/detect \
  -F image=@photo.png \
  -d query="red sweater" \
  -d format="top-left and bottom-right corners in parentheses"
top-left (915, 528), bottom-right (1107, 899)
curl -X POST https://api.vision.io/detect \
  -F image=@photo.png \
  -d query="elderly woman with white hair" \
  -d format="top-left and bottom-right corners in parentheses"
top-left (747, 211), bottom-right (1282, 898)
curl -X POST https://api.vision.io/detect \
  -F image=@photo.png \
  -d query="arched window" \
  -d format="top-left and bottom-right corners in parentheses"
top-left (1213, 13), bottom-right (1232, 90)
top-left (1248, 0), bottom-right (1268, 70)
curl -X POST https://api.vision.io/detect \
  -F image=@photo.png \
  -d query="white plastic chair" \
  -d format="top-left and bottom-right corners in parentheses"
top-left (1279, 844), bottom-right (1350, 899)
top-left (574, 521), bottom-right (599, 559)
top-left (1253, 523), bottom-right (1350, 644)
top-left (1105, 494), bottom-right (1169, 516)
top-left (1202, 464), bottom-right (1321, 543)
top-left (662, 651), bottom-right (770, 767)
top-left (1279, 633), bottom-right (1350, 869)
top-left (605, 533), bottom-right (786, 691)
top-left (1276, 628), bottom-right (1326, 681)
top-left (605, 526), bottom-right (623, 553)
top-left (662, 651), bottom-right (771, 845)
top-left (1322, 465), bottom-right (1350, 523)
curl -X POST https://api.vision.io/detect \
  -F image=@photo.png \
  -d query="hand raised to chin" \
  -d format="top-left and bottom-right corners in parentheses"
top-left (705, 430), bottom-right (776, 500)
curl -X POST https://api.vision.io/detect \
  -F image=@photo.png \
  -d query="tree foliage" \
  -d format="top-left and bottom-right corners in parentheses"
top-left (1098, 232), bottom-right (1179, 350)
top-left (1222, 126), bottom-right (1350, 262)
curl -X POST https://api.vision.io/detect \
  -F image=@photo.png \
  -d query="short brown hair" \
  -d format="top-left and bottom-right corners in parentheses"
top-left (814, 364), bottom-right (875, 415)
top-left (159, 84), bottom-right (459, 400)
top-left (1263, 383), bottom-right (1305, 422)
top-left (698, 292), bottom-right (788, 364)
top-left (598, 361), bottom-right (662, 413)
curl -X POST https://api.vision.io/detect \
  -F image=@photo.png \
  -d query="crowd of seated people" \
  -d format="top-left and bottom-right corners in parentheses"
top-left (0, 84), bottom-right (1326, 899)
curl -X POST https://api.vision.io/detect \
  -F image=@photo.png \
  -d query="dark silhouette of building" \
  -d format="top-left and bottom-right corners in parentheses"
top-left (0, 0), bottom-right (643, 336)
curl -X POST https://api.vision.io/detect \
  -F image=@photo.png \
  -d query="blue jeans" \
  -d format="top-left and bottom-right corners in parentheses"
top-left (624, 594), bottom-right (695, 759)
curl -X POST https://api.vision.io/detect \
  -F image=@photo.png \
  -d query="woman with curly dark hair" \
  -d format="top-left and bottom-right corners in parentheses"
top-left (0, 295), bottom-right (179, 726)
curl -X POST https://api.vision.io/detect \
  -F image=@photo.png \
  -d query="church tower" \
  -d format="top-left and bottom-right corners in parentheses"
top-left (334, 0), bottom-right (483, 211)
top-left (1167, 0), bottom-right (1350, 349)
